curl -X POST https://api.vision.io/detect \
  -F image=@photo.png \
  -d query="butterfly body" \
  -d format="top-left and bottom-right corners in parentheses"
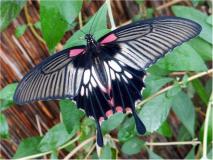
top-left (14, 17), bottom-right (202, 147)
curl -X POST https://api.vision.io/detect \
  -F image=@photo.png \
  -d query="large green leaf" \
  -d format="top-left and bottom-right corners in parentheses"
top-left (40, 0), bottom-right (82, 50)
top-left (0, 0), bottom-right (26, 31)
top-left (39, 123), bottom-right (72, 152)
top-left (172, 6), bottom-right (212, 44)
top-left (64, 2), bottom-right (109, 48)
top-left (185, 147), bottom-right (195, 159)
top-left (0, 113), bottom-right (9, 139)
top-left (0, 100), bottom-right (13, 111)
top-left (156, 43), bottom-right (207, 72)
top-left (139, 93), bottom-right (172, 132)
top-left (172, 91), bottom-right (195, 137)
top-left (101, 112), bottom-right (125, 134)
top-left (157, 120), bottom-right (172, 138)
top-left (0, 83), bottom-right (18, 101)
top-left (121, 137), bottom-right (144, 155)
top-left (188, 37), bottom-right (212, 61)
top-left (15, 24), bottom-right (27, 37)
top-left (13, 136), bottom-right (42, 158)
top-left (118, 117), bottom-right (136, 142)
top-left (143, 75), bottom-right (173, 98)
top-left (60, 100), bottom-right (84, 134)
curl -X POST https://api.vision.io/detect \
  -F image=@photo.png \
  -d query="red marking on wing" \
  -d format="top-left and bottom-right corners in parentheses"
top-left (100, 33), bottom-right (117, 44)
top-left (116, 106), bottom-right (123, 113)
top-left (106, 110), bottom-right (113, 117)
top-left (69, 48), bottom-right (84, 57)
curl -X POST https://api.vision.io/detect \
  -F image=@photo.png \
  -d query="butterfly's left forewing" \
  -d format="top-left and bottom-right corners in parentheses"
top-left (14, 46), bottom-right (86, 104)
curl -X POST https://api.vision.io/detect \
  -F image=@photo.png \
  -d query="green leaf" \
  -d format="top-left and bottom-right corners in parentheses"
top-left (0, 113), bottom-right (9, 139)
top-left (100, 145), bottom-right (117, 159)
top-left (143, 75), bottom-right (173, 98)
top-left (177, 125), bottom-right (191, 141)
top-left (188, 37), bottom-right (212, 61)
top-left (157, 43), bottom-right (207, 72)
top-left (157, 120), bottom-right (172, 138)
top-left (39, 123), bottom-right (72, 152)
top-left (166, 82), bottom-right (181, 98)
top-left (199, 106), bottom-right (212, 144)
top-left (0, 0), bottom-right (26, 31)
top-left (40, 0), bottom-right (82, 50)
top-left (34, 21), bottom-right (41, 30)
top-left (50, 149), bottom-right (58, 160)
top-left (191, 79), bottom-right (209, 105)
top-left (60, 100), bottom-right (84, 135)
top-left (185, 146), bottom-right (195, 159)
top-left (15, 24), bottom-right (27, 37)
top-left (101, 112), bottom-right (125, 134)
top-left (13, 136), bottom-right (42, 158)
top-left (207, 148), bottom-right (213, 159)
top-left (121, 137), bottom-right (144, 155)
top-left (139, 93), bottom-right (172, 132)
top-left (118, 117), bottom-right (136, 142)
top-left (147, 149), bottom-right (163, 159)
top-left (172, 6), bottom-right (212, 44)
top-left (0, 83), bottom-right (18, 101)
top-left (172, 91), bottom-right (195, 137)
top-left (0, 100), bottom-right (13, 111)
top-left (206, 15), bottom-right (212, 26)
top-left (64, 2), bottom-right (109, 48)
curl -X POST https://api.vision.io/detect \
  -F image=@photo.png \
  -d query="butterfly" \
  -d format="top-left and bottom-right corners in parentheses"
top-left (14, 16), bottom-right (201, 147)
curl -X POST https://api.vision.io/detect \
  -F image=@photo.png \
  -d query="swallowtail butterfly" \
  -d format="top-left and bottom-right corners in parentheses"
top-left (14, 16), bottom-right (201, 146)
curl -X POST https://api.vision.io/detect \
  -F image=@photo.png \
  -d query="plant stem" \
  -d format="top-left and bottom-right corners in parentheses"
top-left (84, 143), bottom-right (96, 160)
top-left (79, 12), bottom-right (83, 29)
top-left (146, 140), bottom-right (201, 146)
top-left (24, 5), bottom-right (46, 44)
top-left (106, 0), bottom-right (116, 30)
top-left (202, 91), bottom-right (212, 158)
top-left (137, 68), bottom-right (213, 108)
top-left (16, 134), bottom-right (81, 160)
top-left (64, 136), bottom-right (96, 160)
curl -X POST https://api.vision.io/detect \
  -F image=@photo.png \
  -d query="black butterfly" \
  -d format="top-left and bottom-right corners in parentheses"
top-left (14, 16), bottom-right (201, 147)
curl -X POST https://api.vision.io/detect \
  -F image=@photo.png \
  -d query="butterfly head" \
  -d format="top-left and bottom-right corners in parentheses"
top-left (85, 34), bottom-right (97, 48)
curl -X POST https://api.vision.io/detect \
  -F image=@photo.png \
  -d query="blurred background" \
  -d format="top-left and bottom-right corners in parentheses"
top-left (0, 0), bottom-right (212, 159)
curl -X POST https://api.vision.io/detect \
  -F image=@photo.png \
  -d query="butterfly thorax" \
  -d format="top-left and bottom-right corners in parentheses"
top-left (85, 34), bottom-right (98, 50)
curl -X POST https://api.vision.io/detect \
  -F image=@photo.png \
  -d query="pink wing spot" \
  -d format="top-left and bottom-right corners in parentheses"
top-left (116, 106), bottom-right (123, 113)
top-left (100, 33), bottom-right (117, 44)
top-left (69, 48), bottom-right (84, 57)
top-left (106, 110), bottom-right (113, 118)
top-left (99, 117), bottom-right (105, 125)
top-left (125, 107), bottom-right (132, 114)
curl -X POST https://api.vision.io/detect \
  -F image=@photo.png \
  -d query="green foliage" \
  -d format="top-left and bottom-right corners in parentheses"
top-left (188, 37), bottom-right (212, 61)
top-left (147, 149), bottom-right (163, 159)
top-left (185, 147), bottom-right (195, 159)
top-left (118, 117), bottom-right (135, 142)
top-left (64, 2), bottom-right (109, 48)
top-left (0, 113), bottom-right (9, 139)
top-left (40, 0), bottom-right (83, 51)
top-left (60, 100), bottom-right (84, 135)
top-left (39, 123), bottom-right (72, 152)
top-left (0, 0), bottom-right (26, 31)
top-left (15, 24), bottom-right (27, 37)
top-left (156, 43), bottom-right (207, 72)
top-left (199, 107), bottom-right (212, 144)
top-left (121, 137), bottom-right (144, 155)
top-left (34, 21), bottom-right (41, 30)
top-left (172, 6), bottom-right (212, 44)
top-left (13, 136), bottom-right (42, 158)
top-left (157, 120), bottom-right (172, 138)
top-left (0, 83), bottom-right (18, 101)
top-left (139, 93), bottom-right (172, 132)
top-left (101, 112), bottom-right (125, 134)
top-left (172, 91), bottom-right (195, 137)
top-left (100, 145), bottom-right (117, 159)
